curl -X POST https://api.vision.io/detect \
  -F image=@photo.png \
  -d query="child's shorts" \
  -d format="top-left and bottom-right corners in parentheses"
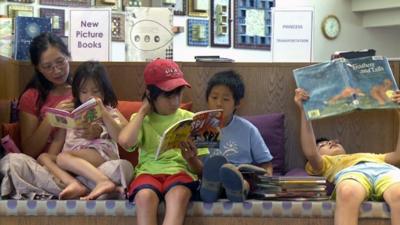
top-left (127, 172), bottom-right (199, 201)
top-left (335, 162), bottom-right (400, 200)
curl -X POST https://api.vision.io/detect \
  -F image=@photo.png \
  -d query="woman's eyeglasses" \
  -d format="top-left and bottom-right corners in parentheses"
top-left (40, 57), bottom-right (68, 73)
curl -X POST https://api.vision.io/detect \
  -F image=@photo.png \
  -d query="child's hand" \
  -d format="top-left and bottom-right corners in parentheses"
top-left (179, 140), bottom-right (198, 161)
top-left (75, 123), bottom-right (103, 140)
top-left (94, 97), bottom-right (106, 112)
top-left (139, 97), bottom-right (152, 115)
top-left (294, 88), bottom-right (309, 108)
top-left (391, 90), bottom-right (400, 114)
top-left (55, 99), bottom-right (74, 112)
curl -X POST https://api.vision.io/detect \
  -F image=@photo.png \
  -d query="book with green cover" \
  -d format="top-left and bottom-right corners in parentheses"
top-left (293, 56), bottom-right (399, 120)
top-left (0, 18), bottom-right (13, 58)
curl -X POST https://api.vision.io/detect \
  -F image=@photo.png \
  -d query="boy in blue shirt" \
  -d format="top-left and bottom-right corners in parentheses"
top-left (200, 70), bottom-right (273, 202)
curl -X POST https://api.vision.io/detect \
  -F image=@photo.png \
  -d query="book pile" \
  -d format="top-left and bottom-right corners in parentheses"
top-left (249, 175), bottom-right (328, 201)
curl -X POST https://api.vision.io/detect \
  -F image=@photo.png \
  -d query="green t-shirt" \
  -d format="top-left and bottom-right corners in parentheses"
top-left (128, 108), bottom-right (209, 179)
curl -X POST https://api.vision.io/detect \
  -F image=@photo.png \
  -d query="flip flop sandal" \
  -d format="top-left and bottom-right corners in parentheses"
top-left (200, 155), bottom-right (227, 202)
top-left (220, 163), bottom-right (248, 202)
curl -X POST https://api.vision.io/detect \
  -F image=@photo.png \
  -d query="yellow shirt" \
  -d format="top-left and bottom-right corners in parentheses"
top-left (305, 153), bottom-right (387, 182)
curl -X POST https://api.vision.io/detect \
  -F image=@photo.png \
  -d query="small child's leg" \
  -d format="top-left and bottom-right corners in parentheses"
top-left (81, 180), bottom-right (116, 200)
top-left (135, 189), bottom-right (160, 225)
top-left (382, 183), bottom-right (400, 225)
top-left (164, 185), bottom-right (192, 225)
top-left (334, 179), bottom-right (366, 225)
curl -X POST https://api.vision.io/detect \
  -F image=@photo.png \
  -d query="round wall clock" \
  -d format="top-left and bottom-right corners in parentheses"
top-left (321, 15), bottom-right (340, 40)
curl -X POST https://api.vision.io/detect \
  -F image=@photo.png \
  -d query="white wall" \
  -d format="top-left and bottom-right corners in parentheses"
top-left (2, 0), bottom-right (400, 62)
top-left (289, 0), bottom-right (400, 61)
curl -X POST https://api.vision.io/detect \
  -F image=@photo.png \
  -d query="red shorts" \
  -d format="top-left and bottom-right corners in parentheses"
top-left (128, 172), bottom-right (199, 201)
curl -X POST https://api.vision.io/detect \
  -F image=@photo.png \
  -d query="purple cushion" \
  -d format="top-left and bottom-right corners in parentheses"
top-left (244, 113), bottom-right (285, 175)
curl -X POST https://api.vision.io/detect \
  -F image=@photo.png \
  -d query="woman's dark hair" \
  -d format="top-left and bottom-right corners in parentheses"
top-left (72, 61), bottom-right (117, 108)
top-left (19, 32), bottom-right (72, 113)
top-left (205, 70), bottom-right (245, 105)
top-left (144, 85), bottom-right (184, 113)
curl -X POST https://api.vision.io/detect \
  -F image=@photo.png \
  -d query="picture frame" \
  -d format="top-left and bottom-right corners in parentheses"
top-left (234, 0), bottom-right (274, 50)
top-left (95, 0), bottom-right (122, 10)
top-left (172, 0), bottom-right (186, 16)
top-left (188, 0), bottom-right (209, 18)
top-left (111, 13), bottom-right (125, 42)
top-left (210, 0), bottom-right (231, 47)
top-left (40, 8), bottom-right (65, 36)
top-left (7, 4), bottom-right (33, 19)
top-left (7, 0), bottom-right (35, 3)
top-left (40, 0), bottom-right (91, 7)
top-left (187, 19), bottom-right (209, 47)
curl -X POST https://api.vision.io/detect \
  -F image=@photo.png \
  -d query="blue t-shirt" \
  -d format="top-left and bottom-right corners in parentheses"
top-left (211, 115), bottom-right (273, 165)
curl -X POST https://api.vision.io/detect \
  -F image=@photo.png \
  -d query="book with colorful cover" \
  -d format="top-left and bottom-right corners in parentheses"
top-left (45, 98), bottom-right (102, 129)
top-left (155, 109), bottom-right (223, 160)
top-left (0, 18), bottom-right (13, 58)
top-left (13, 16), bottom-right (51, 61)
top-left (293, 56), bottom-right (399, 120)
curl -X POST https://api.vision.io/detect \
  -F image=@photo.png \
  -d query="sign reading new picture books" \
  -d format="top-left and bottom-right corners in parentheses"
top-left (69, 9), bottom-right (111, 61)
top-left (293, 56), bottom-right (399, 120)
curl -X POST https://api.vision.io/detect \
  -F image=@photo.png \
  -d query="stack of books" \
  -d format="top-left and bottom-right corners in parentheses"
top-left (249, 175), bottom-right (328, 200)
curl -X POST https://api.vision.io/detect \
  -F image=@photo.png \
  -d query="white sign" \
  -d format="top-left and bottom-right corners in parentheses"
top-left (272, 8), bottom-right (313, 62)
top-left (69, 9), bottom-right (111, 61)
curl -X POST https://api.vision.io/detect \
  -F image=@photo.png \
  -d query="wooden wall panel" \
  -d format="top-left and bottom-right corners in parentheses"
top-left (1, 57), bottom-right (399, 172)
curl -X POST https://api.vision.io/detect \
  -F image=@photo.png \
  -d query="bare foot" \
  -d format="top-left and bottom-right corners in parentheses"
top-left (59, 181), bottom-right (88, 200)
top-left (81, 180), bottom-right (116, 200)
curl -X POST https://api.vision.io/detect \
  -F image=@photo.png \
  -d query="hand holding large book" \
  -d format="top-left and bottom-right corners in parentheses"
top-left (293, 56), bottom-right (400, 120)
top-left (45, 98), bottom-right (102, 129)
top-left (155, 109), bottom-right (223, 160)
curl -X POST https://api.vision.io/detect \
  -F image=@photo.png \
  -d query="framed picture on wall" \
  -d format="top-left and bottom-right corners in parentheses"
top-left (40, 0), bottom-right (91, 7)
top-left (7, 4), bottom-right (33, 18)
top-left (111, 13), bottom-right (124, 42)
top-left (234, 0), bottom-right (274, 50)
top-left (188, 0), bottom-right (209, 17)
top-left (173, 0), bottom-right (186, 15)
top-left (210, 0), bottom-right (231, 47)
top-left (7, 0), bottom-right (35, 3)
top-left (40, 8), bottom-right (65, 36)
top-left (187, 19), bottom-right (209, 47)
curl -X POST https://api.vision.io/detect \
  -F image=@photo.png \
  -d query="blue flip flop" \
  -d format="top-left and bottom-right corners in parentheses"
top-left (220, 163), bottom-right (248, 202)
top-left (200, 155), bottom-right (227, 202)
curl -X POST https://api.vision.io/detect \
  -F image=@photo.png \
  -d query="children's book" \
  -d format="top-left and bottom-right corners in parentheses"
top-left (293, 56), bottom-right (400, 120)
top-left (155, 109), bottom-right (223, 160)
top-left (45, 98), bottom-right (102, 129)
top-left (13, 16), bottom-right (51, 61)
top-left (0, 18), bottom-right (13, 58)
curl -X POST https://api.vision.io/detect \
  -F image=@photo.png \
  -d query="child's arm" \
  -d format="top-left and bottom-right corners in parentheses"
top-left (384, 91), bottom-right (400, 165)
top-left (258, 162), bottom-right (273, 176)
top-left (118, 99), bottom-right (151, 150)
top-left (98, 100), bottom-right (129, 142)
top-left (180, 140), bottom-right (203, 175)
top-left (294, 88), bottom-right (324, 171)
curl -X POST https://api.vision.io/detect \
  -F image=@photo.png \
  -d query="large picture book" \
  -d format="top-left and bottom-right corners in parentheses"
top-left (293, 56), bottom-right (399, 120)
top-left (45, 98), bottom-right (102, 129)
top-left (155, 109), bottom-right (223, 160)
top-left (13, 16), bottom-right (51, 61)
top-left (0, 18), bottom-right (13, 58)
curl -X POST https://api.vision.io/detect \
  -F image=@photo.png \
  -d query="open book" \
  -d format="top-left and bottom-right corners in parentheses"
top-left (155, 109), bottom-right (223, 160)
top-left (45, 98), bottom-right (102, 129)
top-left (293, 56), bottom-right (400, 120)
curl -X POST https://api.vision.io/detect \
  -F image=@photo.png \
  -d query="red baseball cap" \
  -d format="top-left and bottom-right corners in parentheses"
top-left (144, 59), bottom-right (191, 91)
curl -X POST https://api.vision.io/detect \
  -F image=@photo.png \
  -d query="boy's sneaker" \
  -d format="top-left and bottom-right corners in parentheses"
top-left (200, 155), bottom-right (227, 202)
top-left (219, 163), bottom-right (249, 202)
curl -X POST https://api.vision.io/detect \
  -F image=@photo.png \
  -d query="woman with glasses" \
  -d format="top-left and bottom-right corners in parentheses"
top-left (18, 32), bottom-right (74, 158)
